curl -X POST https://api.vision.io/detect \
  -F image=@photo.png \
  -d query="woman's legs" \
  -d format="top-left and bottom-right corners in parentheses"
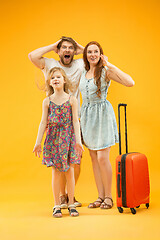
top-left (52, 167), bottom-right (62, 217)
top-left (88, 150), bottom-right (105, 207)
top-left (97, 147), bottom-right (113, 207)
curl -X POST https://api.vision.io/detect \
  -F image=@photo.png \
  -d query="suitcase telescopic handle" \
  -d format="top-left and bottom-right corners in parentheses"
top-left (118, 103), bottom-right (128, 155)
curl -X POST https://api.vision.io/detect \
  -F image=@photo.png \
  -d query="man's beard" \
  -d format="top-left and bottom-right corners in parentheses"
top-left (60, 55), bottom-right (74, 66)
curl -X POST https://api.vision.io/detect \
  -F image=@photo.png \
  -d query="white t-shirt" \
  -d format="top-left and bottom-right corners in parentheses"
top-left (42, 58), bottom-right (84, 114)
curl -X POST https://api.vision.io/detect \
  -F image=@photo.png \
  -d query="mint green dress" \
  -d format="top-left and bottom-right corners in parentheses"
top-left (79, 67), bottom-right (119, 150)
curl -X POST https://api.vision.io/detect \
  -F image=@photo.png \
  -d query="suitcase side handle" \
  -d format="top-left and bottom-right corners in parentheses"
top-left (118, 103), bottom-right (128, 155)
top-left (117, 174), bottom-right (121, 197)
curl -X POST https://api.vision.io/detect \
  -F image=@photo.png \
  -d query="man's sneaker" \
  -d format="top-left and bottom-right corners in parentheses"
top-left (74, 197), bottom-right (82, 207)
top-left (60, 195), bottom-right (68, 209)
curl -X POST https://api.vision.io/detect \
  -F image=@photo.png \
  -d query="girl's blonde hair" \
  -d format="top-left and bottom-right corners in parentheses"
top-left (45, 67), bottom-right (73, 96)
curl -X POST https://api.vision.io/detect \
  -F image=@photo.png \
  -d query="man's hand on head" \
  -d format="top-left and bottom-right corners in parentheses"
top-left (52, 39), bottom-right (61, 54)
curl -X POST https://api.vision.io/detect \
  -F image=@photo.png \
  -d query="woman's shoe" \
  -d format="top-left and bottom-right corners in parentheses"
top-left (53, 205), bottom-right (62, 218)
top-left (68, 204), bottom-right (79, 217)
top-left (100, 197), bottom-right (113, 209)
top-left (88, 197), bottom-right (104, 208)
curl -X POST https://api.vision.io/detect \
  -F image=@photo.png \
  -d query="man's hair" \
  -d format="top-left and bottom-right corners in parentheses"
top-left (57, 36), bottom-right (77, 51)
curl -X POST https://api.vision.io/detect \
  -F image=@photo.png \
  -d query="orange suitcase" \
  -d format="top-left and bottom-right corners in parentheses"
top-left (116, 104), bottom-right (150, 214)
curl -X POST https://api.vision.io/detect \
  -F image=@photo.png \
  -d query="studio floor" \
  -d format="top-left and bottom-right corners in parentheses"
top-left (1, 1), bottom-right (160, 240)
top-left (1, 180), bottom-right (160, 240)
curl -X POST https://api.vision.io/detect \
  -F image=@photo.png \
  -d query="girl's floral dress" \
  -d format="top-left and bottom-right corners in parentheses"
top-left (42, 97), bottom-right (80, 172)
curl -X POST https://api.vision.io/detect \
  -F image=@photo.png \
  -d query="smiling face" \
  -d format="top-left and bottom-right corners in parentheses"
top-left (86, 44), bottom-right (101, 66)
top-left (50, 70), bottom-right (65, 90)
top-left (58, 41), bottom-right (75, 66)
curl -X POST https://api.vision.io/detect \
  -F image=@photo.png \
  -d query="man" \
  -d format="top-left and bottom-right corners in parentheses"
top-left (28, 36), bottom-right (84, 208)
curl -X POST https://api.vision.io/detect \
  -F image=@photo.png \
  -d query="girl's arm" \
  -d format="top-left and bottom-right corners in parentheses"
top-left (28, 40), bottom-right (61, 69)
top-left (70, 96), bottom-right (84, 155)
top-left (33, 98), bottom-right (49, 157)
top-left (101, 55), bottom-right (135, 87)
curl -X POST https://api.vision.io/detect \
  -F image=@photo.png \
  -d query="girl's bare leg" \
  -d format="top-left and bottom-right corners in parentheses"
top-left (65, 164), bottom-right (79, 216)
top-left (60, 166), bottom-right (80, 192)
top-left (65, 165), bottom-right (75, 205)
top-left (60, 173), bottom-right (66, 196)
top-left (52, 167), bottom-right (62, 217)
top-left (74, 164), bottom-right (81, 184)
top-left (60, 165), bottom-right (81, 201)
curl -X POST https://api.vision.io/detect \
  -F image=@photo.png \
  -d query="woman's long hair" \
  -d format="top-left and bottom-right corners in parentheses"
top-left (83, 41), bottom-right (109, 97)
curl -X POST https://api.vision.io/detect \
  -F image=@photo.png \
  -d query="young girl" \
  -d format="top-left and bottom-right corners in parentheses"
top-left (33, 67), bottom-right (83, 218)
top-left (79, 41), bottom-right (134, 209)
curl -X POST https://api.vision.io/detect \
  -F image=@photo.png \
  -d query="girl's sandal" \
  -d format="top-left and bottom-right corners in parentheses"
top-left (53, 205), bottom-right (62, 218)
top-left (68, 204), bottom-right (79, 217)
top-left (100, 197), bottom-right (113, 209)
top-left (88, 197), bottom-right (104, 208)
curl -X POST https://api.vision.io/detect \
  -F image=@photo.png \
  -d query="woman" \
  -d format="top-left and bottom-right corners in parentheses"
top-left (79, 41), bottom-right (134, 209)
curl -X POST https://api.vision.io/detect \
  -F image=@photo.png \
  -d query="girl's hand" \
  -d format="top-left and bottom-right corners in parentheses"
top-left (33, 144), bottom-right (42, 158)
top-left (101, 55), bottom-right (109, 66)
top-left (75, 143), bottom-right (84, 157)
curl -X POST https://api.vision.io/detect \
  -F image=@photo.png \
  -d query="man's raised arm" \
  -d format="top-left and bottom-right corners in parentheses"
top-left (28, 40), bottom-right (60, 69)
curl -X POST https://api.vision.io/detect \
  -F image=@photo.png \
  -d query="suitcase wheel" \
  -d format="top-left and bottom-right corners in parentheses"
top-left (117, 207), bottom-right (123, 213)
top-left (146, 203), bottom-right (149, 209)
top-left (130, 208), bottom-right (136, 214)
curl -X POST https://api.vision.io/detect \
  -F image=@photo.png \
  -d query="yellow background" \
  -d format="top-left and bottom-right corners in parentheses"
top-left (1, 0), bottom-right (160, 239)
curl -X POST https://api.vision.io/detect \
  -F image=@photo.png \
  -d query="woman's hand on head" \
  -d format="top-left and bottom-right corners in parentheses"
top-left (33, 144), bottom-right (42, 158)
top-left (101, 55), bottom-right (109, 66)
top-left (75, 142), bottom-right (84, 157)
